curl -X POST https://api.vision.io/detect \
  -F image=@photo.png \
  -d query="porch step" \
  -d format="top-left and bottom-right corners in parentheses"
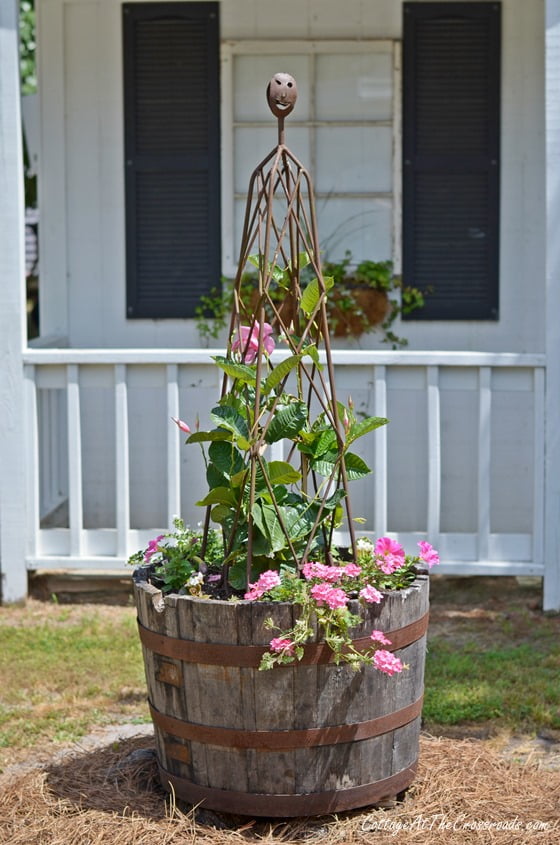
top-left (28, 568), bottom-right (134, 605)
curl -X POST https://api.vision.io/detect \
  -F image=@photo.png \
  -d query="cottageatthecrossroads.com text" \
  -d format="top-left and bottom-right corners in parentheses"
top-left (361, 813), bottom-right (555, 834)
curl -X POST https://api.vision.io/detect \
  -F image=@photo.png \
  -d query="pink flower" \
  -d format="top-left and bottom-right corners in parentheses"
top-left (231, 322), bottom-right (275, 364)
top-left (144, 534), bottom-right (165, 563)
top-left (374, 536), bottom-right (406, 575)
top-left (269, 637), bottom-right (295, 656)
top-left (373, 649), bottom-right (404, 676)
top-left (344, 563), bottom-right (362, 578)
top-left (172, 417), bottom-right (191, 434)
top-left (370, 630), bottom-right (392, 646)
top-left (359, 584), bottom-right (383, 604)
top-left (244, 569), bottom-right (281, 600)
top-left (302, 562), bottom-right (345, 582)
top-left (310, 583), bottom-right (348, 609)
top-left (418, 541), bottom-right (440, 568)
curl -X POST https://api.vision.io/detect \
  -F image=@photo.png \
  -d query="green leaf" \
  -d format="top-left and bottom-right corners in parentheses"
top-left (210, 503), bottom-right (232, 524)
top-left (264, 401), bottom-right (308, 444)
top-left (311, 450), bottom-right (371, 480)
top-left (212, 355), bottom-right (257, 385)
top-left (267, 461), bottom-right (301, 485)
top-left (344, 452), bottom-right (372, 480)
top-left (210, 405), bottom-right (250, 441)
top-left (262, 355), bottom-right (302, 393)
top-left (301, 275), bottom-right (334, 317)
top-left (207, 463), bottom-right (227, 490)
top-left (301, 343), bottom-right (321, 367)
top-left (208, 441), bottom-right (245, 478)
top-left (197, 486), bottom-right (238, 507)
top-left (186, 429), bottom-right (231, 444)
top-left (252, 503), bottom-right (289, 553)
top-left (346, 416), bottom-right (389, 446)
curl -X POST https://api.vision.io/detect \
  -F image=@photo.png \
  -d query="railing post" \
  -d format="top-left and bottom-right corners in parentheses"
top-left (115, 364), bottom-right (131, 557)
top-left (0, 0), bottom-right (28, 602)
top-left (544, 0), bottom-right (560, 611)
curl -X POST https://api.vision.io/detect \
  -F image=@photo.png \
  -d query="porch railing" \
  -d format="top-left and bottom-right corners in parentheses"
top-left (20, 348), bottom-right (546, 583)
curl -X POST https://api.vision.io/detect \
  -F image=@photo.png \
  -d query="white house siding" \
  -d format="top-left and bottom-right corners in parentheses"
top-left (37, 0), bottom-right (546, 353)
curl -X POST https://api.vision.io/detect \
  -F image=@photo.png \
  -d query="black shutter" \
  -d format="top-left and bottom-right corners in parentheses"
top-left (123, 3), bottom-right (220, 319)
top-left (403, 3), bottom-right (500, 320)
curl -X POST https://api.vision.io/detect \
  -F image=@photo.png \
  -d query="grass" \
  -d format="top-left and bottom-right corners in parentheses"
top-left (423, 576), bottom-right (560, 736)
top-left (0, 602), bottom-right (148, 765)
top-left (0, 577), bottom-right (558, 772)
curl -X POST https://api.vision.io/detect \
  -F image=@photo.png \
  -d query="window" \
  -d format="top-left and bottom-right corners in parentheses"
top-left (223, 42), bottom-right (399, 272)
top-left (403, 2), bottom-right (500, 320)
top-left (123, 2), bottom-right (220, 319)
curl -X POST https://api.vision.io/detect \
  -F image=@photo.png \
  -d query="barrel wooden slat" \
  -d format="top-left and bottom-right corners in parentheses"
top-left (175, 594), bottom-right (206, 787)
top-left (134, 581), bottom-right (169, 768)
top-left (250, 601), bottom-right (296, 794)
top-left (134, 570), bottom-right (430, 816)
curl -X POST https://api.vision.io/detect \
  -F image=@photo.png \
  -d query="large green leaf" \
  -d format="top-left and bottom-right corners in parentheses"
top-left (207, 463), bottom-right (227, 490)
top-left (267, 461), bottom-right (301, 485)
top-left (264, 401), bottom-right (308, 443)
top-left (262, 355), bottom-right (302, 393)
top-left (208, 441), bottom-right (245, 478)
top-left (251, 502), bottom-right (288, 554)
top-left (186, 429), bottom-right (231, 444)
top-left (210, 405), bottom-right (249, 441)
top-left (312, 450), bottom-right (371, 480)
top-left (343, 451), bottom-right (372, 480)
top-left (212, 356), bottom-right (257, 385)
top-left (197, 486), bottom-right (238, 507)
top-left (346, 416), bottom-right (389, 446)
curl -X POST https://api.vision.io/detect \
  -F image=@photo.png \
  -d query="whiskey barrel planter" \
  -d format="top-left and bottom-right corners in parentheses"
top-left (133, 568), bottom-right (429, 817)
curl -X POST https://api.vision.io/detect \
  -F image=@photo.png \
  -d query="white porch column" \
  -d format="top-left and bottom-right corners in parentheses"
top-left (544, 0), bottom-right (560, 610)
top-left (0, 1), bottom-right (28, 602)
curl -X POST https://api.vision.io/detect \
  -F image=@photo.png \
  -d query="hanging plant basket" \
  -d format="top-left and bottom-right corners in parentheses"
top-left (328, 282), bottom-right (391, 338)
top-left (133, 567), bottom-right (429, 817)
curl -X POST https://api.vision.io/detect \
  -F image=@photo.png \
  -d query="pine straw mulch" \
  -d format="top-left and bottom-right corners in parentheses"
top-left (1, 733), bottom-right (559, 845)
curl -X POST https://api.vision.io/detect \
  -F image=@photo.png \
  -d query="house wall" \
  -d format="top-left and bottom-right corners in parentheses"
top-left (36, 0), bottom-right (545, 352)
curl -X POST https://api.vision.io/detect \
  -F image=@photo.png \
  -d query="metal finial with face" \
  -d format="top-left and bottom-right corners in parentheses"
top-left (266, 73), bottom-right (297, 118)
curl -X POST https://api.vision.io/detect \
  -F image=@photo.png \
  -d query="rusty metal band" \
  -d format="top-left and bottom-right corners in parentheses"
top-left (157, 760), bottom-right (418, 816)
top-left (149, 694), bottom-right (423, 750)
top-left (137, 609), bottom-right (428, 668)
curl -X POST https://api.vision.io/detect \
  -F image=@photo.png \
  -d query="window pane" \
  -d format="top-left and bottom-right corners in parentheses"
top-left (316, 127), bottom-right (392, 194)
top-left (316, 51), bottom-right (392, 120)
top-left (317, 198), bottom-right (392, 263)
top-left (233, 55), bottom-right (311, 121)
top-left (234, 127), bottom-right (311, 193)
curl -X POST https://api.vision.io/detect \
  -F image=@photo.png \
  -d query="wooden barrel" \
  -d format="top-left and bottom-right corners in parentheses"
top-left (133, 569), bottom-right (429, 817)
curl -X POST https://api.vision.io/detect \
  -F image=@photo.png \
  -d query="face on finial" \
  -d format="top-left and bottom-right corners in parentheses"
top-left (266, 73), bottom-right (297, 118)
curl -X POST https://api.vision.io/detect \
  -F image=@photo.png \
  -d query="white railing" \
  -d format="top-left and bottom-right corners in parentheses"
top-left (20, 348), bottom-right (546, 584)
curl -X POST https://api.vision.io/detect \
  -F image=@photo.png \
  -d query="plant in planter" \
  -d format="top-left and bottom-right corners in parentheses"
top-left (323, 251), bottom-right (426, 345)
top-left (132, 72), bottom-right (439, 817)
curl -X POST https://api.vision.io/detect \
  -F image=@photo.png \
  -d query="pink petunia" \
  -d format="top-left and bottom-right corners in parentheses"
top-left (359, 584), bottom-right (383, 604)
top-left (269, 637), bottom-right (295, 656)
top-left (144, 534), bottom-right (165, 563)
top-left (374, 536), bottom-right (406, 575)
top-left (172, 417), bottom-right (191, 434)
top-left (244, 569), bottom-right (281, 600)
top-left (373, 649), bottom-right (404, 676)
top-left (310, 583), bottom-right (348, 609)
top-left (231, 322), bottom-right (275, 364)
top-left (370, 629), bottom-right (392, 646)
top-left (418, 541), bottom-right (440, 568)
